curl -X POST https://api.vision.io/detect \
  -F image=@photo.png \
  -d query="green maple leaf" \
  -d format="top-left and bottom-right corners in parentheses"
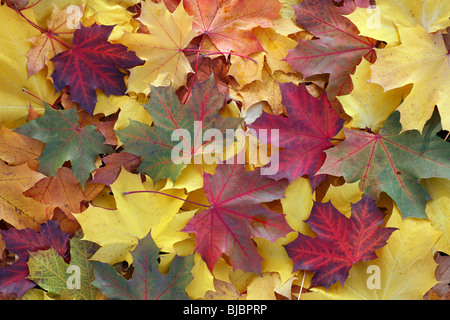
top-left (92, 233), bottom-right (194, 300)
top-left (27, 233), bottom-right (103, 300)
top-left (116, 76), bottom-right (242, 182)
top-left (318, 109), bottom-right (450, 219)
top-left (15, 103), bottom-right (112, 186)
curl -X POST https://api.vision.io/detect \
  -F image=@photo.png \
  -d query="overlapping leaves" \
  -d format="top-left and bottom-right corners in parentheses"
top-left (0, 0), bottom-right (448, 301)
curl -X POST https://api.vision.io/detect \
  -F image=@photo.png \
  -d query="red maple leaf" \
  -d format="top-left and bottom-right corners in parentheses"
top-left (249, 82), bottom-right (344, 182)
top-left (285, 196), bottom-right (396, 289)
top-left (284, 0), bottom-right (376, 99)
top-left (183, 160), bottom-right (291, 273)
top-left (51, 24), bottom-right (144, 115)
top-left (164, 0), bottom-right (282, 56)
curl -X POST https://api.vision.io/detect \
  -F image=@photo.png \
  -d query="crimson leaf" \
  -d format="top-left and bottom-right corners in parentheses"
top-left (285, 196), bottom-right (396, 289)
top-left (284, 0), bottom-right (376, 99)
top-left (183, 160), bottom-right (291, 274)
top-left (51, 24), bottom-right (143, 115)
top-left (249, 82), bottom-right (344, 182)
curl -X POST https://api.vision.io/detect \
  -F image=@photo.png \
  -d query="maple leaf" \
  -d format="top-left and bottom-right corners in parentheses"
top-left (183, 160), bottom-right (291, 274)
top-left (27, 232), bottom-right (104, 300)
top-left (117, 76), bottom-right (242, 182)
top-left (74, 168), bottom-right (192, 265)
top-left (302, 204), bottom-right (442, 299)
top-left (285, 196), bottom-right (396, 289)
top-left (0, 220), bottom-right (70, 298)
top-left (92, 232), bottom-right (194, 300)
top-left (26, 4), bottom-right (84, 76)
top-left (284, 0), bottom-right (376, 99)
top-left (0, 125), bottom-right (44, 167)
top-left (15, 103), bottom-right (113, 187)
top-left (0, 4), bottom-right (55, 128)
top-left (0, 161), bottom-right (49, 230)
top-left (23, 167), bottom-right (89, 218)
top-left (249, 82), bottom-right (344, 182)
top-left (117, 0), bottom-right (196, 94)
top-left (369, 25), bottom-right (449, 132)
top-left (91, 152), bottom-right (142, 185)
top-left (164, 0), bottom-right (283, 56)
top-left (51, 23), bottom-right (144, 115)
top-left (337, 59), bottom-right (411, 132)
top-left (317, 109), bottom-right (450, 219)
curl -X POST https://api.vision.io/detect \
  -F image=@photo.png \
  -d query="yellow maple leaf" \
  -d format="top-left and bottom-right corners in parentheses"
top-left (281, 176), bottom-right (314, 239)
top-left (338, 59), bottom-right (412, 132)
top-left (74, 168), bottom-right (193, 265)
top-left (369, 25), bottom-right (449, 132)
top-left (0, 161), bottom-right (48, 231)
top-left (81, 0), bottom-right (139, 40)
top-left (117, 1), bottom-right (196, 95)
top-left (422, 178), bottom-right (450, 253)
top-left (347, 0), bottom-right (450, 132)
top-left (0, 5), bottom-right (55, 128)
top-left (93, 92), bottom-right (152, 131)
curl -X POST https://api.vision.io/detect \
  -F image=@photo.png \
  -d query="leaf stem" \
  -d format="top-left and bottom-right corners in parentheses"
top-left (182, 34), bottom-right (207, 104)
top-left (122, 190), bottom-right (212, 208)
top-left (22, 88), bottom-right (58, 110)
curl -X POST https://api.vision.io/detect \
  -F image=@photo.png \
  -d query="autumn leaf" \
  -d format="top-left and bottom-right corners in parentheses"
top-left (92, 232), bottom-right (194, 300)
top-left (0, 4), bottom-right (55, 128)
top-left (1, 0), bottom-right (448, 302)
top-left (318, 109), bottom-right (450, 219)
top-left (302, 204), bottom-right (442, 299)
top-left (27, 232), bottom-right (104, 300)
top-left (51, 23), bottom-right (144, 115)
top-left (15, 103), bottom-right (113, 187)
top-left (23, 167), bottom-right (90, 218)
top-left (284, 0), bottom-right (376, 99)
top-left (0, 220), bottom-right (70, 298)
top-left (117, 77), bottom-right (242, 183)
top-left (0, 126), bottom-right (44, 168)
top-left (74, 168), bottom-right (193, 265)
top-left (117, 0), bottom-right (196, 94)
top-left (26, 4), bottom-right (84, 76)
top-left (285, 196), bottom-right (396, 289)
top-left (164, 0), bottom-right (283, 56)
top-left (249, 82), bottom-right (344, 182)
top-left (183, 159), bottom-right (291, 274)
top-left (369, 25), bottom-right (449, 132)
top-left (91, 152), bottom-right (141, 185)
top-left (0, 161), bottom-right (49, 231)
top-left (337, 59), bottom-right (412, 132)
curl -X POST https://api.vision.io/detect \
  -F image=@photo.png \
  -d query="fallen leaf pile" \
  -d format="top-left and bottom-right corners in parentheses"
top-left (0, 0), bottom-right (448, 300)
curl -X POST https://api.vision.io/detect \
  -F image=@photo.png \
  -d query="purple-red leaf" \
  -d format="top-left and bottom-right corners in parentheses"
top-left (183, 160), bottom-right (291, 274)
top-left (0, 220), bottom-right (70, 298)
top-left (51, 24), bottom-right (143, 115)
top-left (249, 82), bottom-right (344, 182)
top-left (284, 0), bottom-right (376, 99)
top-left (285, 196), bottom-right (396, 289)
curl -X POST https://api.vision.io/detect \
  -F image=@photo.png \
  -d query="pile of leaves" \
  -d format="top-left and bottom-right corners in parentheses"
top-left (0, 0), bottom-right (449, 300)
